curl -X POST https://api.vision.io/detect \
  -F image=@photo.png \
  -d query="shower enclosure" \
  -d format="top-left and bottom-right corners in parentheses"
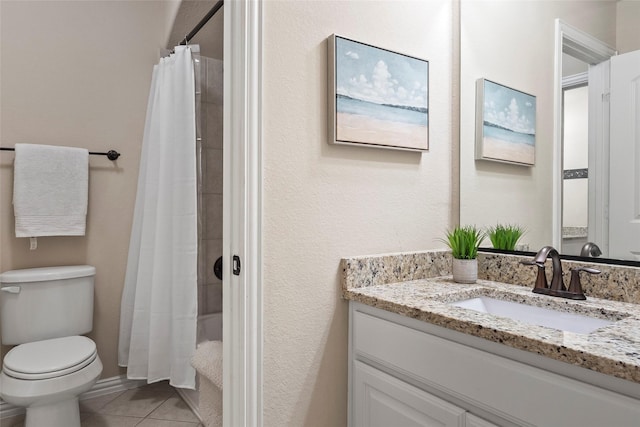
top-left (178, 51), bottom-right (224, 416)
top-left (196, 54), bottom-right (224, 344)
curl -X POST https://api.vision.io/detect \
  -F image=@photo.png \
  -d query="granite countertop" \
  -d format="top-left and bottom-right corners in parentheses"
top-left (343, 277), bottom-right (640, 384)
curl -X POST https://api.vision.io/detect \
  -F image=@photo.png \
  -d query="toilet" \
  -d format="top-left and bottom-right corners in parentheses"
top-left (0, 266), bottom-right (103, 427)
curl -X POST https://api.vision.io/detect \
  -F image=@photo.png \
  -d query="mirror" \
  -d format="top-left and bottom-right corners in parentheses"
top-left (460, 0), bottom-right (640, 263)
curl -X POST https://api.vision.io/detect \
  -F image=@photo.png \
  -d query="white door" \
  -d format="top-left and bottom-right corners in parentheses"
top-left (609, 49), bottom-right (640, 260)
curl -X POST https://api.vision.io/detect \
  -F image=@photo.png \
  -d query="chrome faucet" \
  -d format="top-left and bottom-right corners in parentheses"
top-left (521, 246), bottom-right (600, 300)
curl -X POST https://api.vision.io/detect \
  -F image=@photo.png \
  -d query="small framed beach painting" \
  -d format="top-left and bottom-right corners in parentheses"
top-left (328, 34), bottom-right (429, 152)
top-left (475, 78), bottom-right (536, 166)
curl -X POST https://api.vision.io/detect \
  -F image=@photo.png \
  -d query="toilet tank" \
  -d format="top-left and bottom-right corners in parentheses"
top-left (0, 265), bottom-right (95, 345)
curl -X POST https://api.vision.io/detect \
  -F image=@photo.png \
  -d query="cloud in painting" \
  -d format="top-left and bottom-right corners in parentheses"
top-left (335, 37), bottom-right (428, 109)
top-left (338, 59), bottom-right (427, 108)
top-left (484, 98), bottom-right (534, 134)
top-left (482, 81), bottom-right (536, 135)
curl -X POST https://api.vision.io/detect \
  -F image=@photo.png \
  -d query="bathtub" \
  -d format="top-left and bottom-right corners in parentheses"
top-left (197, 312), bottom-right (222, 344)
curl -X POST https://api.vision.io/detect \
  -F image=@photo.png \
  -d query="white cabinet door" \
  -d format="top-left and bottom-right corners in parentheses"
top-left (353, 361), bottom-right (466, 427)
top-left (609, 49), bottom-right (640, 260)
top-left (465, 414), bottom-right (499, 427)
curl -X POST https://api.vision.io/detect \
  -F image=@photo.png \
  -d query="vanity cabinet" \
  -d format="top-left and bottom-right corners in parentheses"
top-left (349, 302), bottom-right (640, 427)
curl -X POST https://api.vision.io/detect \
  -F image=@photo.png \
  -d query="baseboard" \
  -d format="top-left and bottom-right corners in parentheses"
top-left (0, 374), bottom-right (146, 419)
top-left (175, 387), bottom-right (204, 423)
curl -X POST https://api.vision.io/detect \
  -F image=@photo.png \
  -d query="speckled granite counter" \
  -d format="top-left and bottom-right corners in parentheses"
top-left (341, 250), bottom-right (640, 384)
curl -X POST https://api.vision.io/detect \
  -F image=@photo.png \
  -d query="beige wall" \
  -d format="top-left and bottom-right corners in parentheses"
top-left (0, 1), bottom-right (173, 378)
top-left (617, 0), bottom-right (640, 53)
top-left (262, 1), bottom-right (455, 425)
top-left (460, 1), bottom-right (616, 250)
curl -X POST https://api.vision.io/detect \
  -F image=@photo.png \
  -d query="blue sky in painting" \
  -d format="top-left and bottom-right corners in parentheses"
top-left (335, 36), bottom-right (428, 109)
top-left (483, 80), bottom-right (536, 135)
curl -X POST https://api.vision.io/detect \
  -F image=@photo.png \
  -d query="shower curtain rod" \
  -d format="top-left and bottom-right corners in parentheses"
top-left (0, 146), bottom-right (121, 161)
top-left (180, 0), bottom-right (224, 46)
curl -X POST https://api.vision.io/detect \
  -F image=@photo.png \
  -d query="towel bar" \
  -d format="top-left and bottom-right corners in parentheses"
top-left (0, 147), bottom-right (121, 161)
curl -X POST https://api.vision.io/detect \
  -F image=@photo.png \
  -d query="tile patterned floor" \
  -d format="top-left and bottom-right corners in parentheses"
top-left (1, 381), bottom-right (202, 427)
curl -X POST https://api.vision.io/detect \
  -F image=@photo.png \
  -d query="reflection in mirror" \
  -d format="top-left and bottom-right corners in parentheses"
top-left (561, 67), bottom-right (588, 256)
top-left (460, 0), bottom-right (640, 263)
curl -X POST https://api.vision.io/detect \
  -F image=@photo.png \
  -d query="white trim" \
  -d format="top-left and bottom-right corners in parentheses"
top-left (0, 375), bottom-right (145, 420)
top-left (552, 19), bottom-right (617, 250)
top-left (587, 61), bottom-right (611, 257)
top-left (223, 0), bottom-right (263, 426)
top-left (562, 72), bottom-right (588, 89)
top-left (175, 387), bottom-right (203, 423)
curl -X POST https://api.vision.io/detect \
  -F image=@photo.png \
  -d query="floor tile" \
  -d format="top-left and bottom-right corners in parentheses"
top-left (98, 385), bottom-right (174, 418)
top-left (81, 414), bottom-right (143, 427)
top-left (80, 390), bottom-right (125, 413)
top-left (136, 419), bottom-right (201, 427)
top-left (1, 381), bottom-right (201, 427)
top-left (147, 395), bottom-right (200, 423)
top-left (140, 380), bottom-right (175, 394)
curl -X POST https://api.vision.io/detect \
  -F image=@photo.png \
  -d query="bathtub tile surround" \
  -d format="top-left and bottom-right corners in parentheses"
top-left (199, 56), bottom-right (224, 317)
top-left (341, 250), bottom-right (640, 384)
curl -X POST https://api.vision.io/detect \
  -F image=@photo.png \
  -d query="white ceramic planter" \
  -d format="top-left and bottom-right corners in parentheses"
top-left (452, 258), bottom-right (477, 284)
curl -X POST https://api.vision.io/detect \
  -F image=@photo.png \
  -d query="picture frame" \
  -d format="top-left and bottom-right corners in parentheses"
top-left (328, 34), bottom-right (429, 152)
top-left (475, 78), bottom-right (536, 166)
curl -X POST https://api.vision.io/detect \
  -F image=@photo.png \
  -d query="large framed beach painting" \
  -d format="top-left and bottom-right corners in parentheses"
top-left (476, 78), bottom-right (536, 166)
top-left (328, 34), bottom-right (429, 151)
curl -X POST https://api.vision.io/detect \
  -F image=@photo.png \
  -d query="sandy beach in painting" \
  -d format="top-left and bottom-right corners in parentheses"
top-left (482, 137), bottom-right (534, 165)
top-left (336, 112), bottom-right (428, 150)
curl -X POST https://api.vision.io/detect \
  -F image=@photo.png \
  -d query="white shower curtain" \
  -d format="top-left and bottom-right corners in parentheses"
top-left (118, 46), bottom-right (198, 389)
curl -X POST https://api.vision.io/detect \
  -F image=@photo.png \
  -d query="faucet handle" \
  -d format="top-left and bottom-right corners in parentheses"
top-left (574, 267), bottom-right (601, 275)
top-left (567, 267), bottom-right (601, 299)
top-left (520, 260), bottom-right (548, 290)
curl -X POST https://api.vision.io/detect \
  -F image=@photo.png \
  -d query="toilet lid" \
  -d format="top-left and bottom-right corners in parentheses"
top-left (3, 336), bottom-right (97, 380)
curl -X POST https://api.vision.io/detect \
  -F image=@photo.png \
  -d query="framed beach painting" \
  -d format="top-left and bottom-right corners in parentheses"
top-left (475, 78), bottom-right (536, 166)
top-left (328, 34), bottom-right (429, 151)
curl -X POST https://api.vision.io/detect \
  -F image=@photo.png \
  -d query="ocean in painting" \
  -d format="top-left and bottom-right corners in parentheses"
top-left (483, 122), bottom-right (534, 145)
top-left (337, 95), bottom-right (428, 127)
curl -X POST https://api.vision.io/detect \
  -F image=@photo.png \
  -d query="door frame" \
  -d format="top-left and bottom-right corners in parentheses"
top-left (552, 19), bottom-right (616, 250)
top-left (223, 0), bottom-right (263, 426)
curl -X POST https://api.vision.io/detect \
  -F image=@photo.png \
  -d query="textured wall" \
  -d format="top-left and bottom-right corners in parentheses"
top-left (0, 0), bottom-right (172, 378)
top-left (262, 1), bottom-right (456, 425)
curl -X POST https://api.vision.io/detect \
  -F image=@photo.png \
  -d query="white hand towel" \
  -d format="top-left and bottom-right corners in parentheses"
top-left (13, 143), bottom-right (89, 237)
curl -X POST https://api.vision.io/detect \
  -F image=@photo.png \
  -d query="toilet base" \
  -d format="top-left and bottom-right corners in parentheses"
top-left (25, 397), bottom-right (81, 427)
top-left (1, 355), bottom-right (102, 427)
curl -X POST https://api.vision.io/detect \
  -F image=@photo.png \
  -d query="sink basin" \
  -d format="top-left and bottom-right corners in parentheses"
top-left (450, 296), bottom-right (614, 334)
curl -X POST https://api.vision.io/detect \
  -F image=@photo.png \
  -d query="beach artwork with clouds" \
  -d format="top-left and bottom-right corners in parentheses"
top-left (476, 79), bottom-right (536, 165)
top-left (329, 35), bottom-right (429, 151)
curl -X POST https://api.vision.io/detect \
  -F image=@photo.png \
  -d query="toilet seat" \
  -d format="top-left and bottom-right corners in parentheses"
top-left (3, 336), bottom-right (97, 380)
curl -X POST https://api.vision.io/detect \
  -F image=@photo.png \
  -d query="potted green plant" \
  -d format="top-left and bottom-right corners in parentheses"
top-left (486, 224), bottom-right (526, 251)
top-left (441, 225), bottom-right (485, 283)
